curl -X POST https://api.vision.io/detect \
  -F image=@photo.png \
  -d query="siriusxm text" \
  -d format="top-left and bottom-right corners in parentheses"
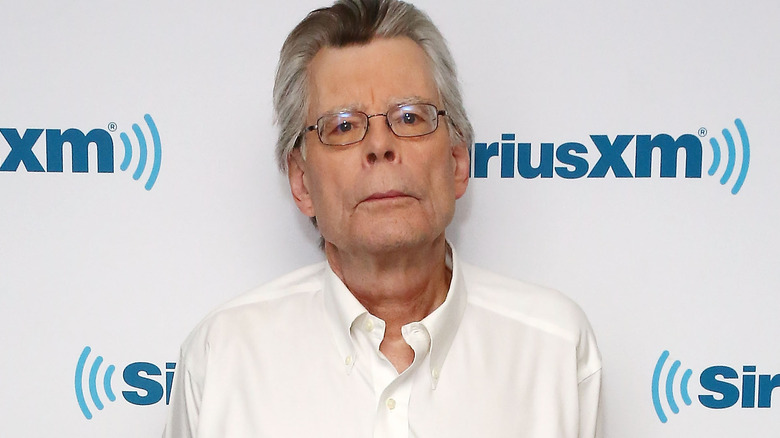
top-left (700, 365), bottom-right (780, 409)
top-left (0, 127), bottom-right (114, 173)
top-left (123, 361), bottom-right (176, 406)
top-left (473, 133), bottom-right (702, 179)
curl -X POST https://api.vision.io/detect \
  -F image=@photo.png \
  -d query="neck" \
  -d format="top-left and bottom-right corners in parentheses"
top-left (325, 235), bottom-right (452, 372)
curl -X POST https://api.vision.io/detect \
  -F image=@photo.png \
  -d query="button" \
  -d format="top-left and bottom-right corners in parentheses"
top-left (386, 398), bottom-right (396, 410)
top-left (344, 355), bottom-right (353, 366)
top-left (364, 319), bottom-right (374, 332)
top-left (431, 368), bottom-right (440, 379)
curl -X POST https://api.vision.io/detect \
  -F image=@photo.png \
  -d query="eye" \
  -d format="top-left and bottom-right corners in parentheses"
top-left (330, 120), bottom-right (355, 135)
top-left (336, 120), bottom-right (353, 133)
top-left (402, 112), bottom-right (418, 125)
top-left (318, 113), bottom-right (365, 145)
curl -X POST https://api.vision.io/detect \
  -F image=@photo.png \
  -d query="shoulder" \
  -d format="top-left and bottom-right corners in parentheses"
top-left (461, 262), bottom-right (594, 345)
top-left (460, 262), bottom-right (601, 380)
top-left (207, 262), bottom-right (327, 315)
top-left (179, 262), bottom-right (328, 359)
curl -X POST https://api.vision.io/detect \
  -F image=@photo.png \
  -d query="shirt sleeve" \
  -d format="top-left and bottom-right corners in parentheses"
top-left (578, 368), bottom-right (602, 438)
top-left (162, 347), bottom-right (203, 438)
top-left (575, 311), bottom-right (603, 438)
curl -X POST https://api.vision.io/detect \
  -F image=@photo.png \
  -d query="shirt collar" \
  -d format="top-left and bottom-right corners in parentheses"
top-left (321, 242), bottom-right (467, 387)
top-left (418, 244), bottom-right (467, 388)
top-left (322, 264), bottom-right (365, 375)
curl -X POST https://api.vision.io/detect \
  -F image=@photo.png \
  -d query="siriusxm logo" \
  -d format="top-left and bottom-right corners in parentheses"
top-left (0, 113), bottom-right (162, 190)
top-left (74, 346), bottom-right (175, 420)
top-left (651, 350), bottom-right (780, 423)
top-left (472, 118), bottom-right (750, 194)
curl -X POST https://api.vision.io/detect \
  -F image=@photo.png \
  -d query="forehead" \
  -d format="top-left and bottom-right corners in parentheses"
top-left (306, 37), bottom-right (439, 115)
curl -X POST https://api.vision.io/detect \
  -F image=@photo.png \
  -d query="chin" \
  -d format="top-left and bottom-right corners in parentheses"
top-left (354, 229), bottom-right (440, 253)
top-left (321, 215), bottom-right (448, 253)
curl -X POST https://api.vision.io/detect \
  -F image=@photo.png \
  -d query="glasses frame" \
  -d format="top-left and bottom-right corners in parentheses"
top-left (303, 103), bottom-right (447, 146)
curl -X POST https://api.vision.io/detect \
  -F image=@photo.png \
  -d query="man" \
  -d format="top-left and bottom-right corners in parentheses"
top-left (164, 0), bottom-right (601, 437)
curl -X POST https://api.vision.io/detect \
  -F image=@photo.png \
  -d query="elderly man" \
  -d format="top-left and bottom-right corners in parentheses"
top-left (164, 0), bottom-right (601, 437)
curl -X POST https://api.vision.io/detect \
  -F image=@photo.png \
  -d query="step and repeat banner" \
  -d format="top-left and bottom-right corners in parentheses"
top-left (1, 1), bottom-right (778, 436)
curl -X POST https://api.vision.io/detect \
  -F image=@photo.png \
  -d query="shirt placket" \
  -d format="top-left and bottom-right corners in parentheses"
top-left (371, 321), bottom-right (431, 438)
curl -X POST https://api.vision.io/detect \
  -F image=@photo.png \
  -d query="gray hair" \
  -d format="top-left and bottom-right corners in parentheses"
top-left (272, 0), bottom-right (473, 172)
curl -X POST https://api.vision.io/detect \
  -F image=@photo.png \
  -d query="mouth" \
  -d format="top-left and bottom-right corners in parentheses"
top-left (361, 190), bottom-right (413, 203)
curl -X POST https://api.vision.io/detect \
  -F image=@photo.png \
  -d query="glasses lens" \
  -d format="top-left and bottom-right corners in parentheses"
top-left (318, 112), bottom-right (368, 146)
top-left (388, 104), bottom-right (439, 137)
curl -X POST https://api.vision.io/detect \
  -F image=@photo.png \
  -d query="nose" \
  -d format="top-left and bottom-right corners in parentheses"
top-left (362, 114), bottom-right (397, 165)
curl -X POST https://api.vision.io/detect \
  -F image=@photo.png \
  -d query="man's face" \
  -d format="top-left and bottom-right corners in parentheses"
top-left (288, 37), bottom-right (469, 255)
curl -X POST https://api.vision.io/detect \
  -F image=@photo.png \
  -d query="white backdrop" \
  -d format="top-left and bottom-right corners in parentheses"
top-left (1, 1), bottom-right (778, 436)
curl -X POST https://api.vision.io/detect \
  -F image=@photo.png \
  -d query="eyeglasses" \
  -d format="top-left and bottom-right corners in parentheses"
top-left (304, 103), bottom-right (447, 146)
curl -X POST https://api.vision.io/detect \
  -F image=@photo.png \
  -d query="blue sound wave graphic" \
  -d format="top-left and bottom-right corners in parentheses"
top-left (75, 346), bottom-right (116, 420)
top-left (652, 350), bottom-right (693, 423)
top-left (119, 114), bottom-right (162, 191)
top-left (708, 118), bottom-right (750, 195)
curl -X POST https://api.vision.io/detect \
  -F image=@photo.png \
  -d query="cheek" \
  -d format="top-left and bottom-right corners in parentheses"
top-left (430, 148), bottom-right (457, 185)
top-left (305, 165), bottom-right (347, 219)
top-left (418, 158), bottom-right (456, 212)
top-left (306, 174), bottom-right (330, 212)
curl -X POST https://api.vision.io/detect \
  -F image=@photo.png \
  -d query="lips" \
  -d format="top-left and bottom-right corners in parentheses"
top-left (361, 190), bottom-right (413, 203)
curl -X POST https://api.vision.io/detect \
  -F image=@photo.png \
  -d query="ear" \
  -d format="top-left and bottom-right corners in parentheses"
top-left (451, 143), bottom-right (470, 199)
top-left (287, 148), bottom-right (316, 217)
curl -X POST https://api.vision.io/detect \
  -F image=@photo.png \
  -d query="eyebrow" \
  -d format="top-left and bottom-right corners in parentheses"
top-left (387, 95), bottom-right (433, 107)
top-left (322, 104), bottom-right (362, 115)
top-left (320, 96), bottom-right (436, 116)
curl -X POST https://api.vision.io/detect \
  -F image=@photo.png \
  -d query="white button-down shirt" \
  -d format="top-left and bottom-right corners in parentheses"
top-left (164, 247), bottom-right (602, 437)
